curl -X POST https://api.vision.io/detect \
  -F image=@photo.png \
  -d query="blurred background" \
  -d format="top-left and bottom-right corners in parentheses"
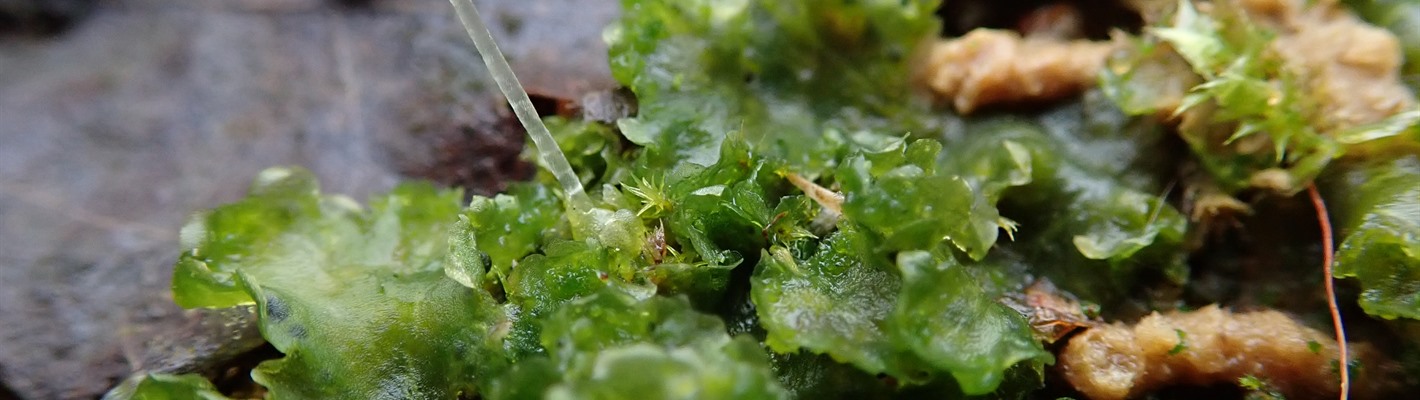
top-left (0, 0), bottom-right (618, 398)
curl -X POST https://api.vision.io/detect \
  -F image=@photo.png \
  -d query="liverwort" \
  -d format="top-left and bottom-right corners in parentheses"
top-left (448, 0), bottom-right (592, 213)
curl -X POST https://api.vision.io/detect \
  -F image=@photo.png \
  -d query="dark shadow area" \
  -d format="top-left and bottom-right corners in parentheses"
top-left (0, 0), bottom-right (96, 38)
top-left (0, 373), bottom-right (21, 400)
top-left (332, 0), bottom-right (376, 9)
top-left (936, 0), bottom-right (1142, 39)
top-left (209, 344), bottom-right (281, 399)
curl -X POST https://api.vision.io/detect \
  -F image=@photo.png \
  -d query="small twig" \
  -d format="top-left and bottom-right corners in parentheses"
top-left (783, 172), bottom-right (843, 215)
top-left (1307, 183), bottom-right (1348, 400)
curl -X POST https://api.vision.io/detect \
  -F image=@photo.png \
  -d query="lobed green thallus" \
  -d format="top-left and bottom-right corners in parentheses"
top-left (110, 0), bottom-right (1420, 398)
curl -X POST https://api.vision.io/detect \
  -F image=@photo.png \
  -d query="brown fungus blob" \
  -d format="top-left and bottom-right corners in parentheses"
top-left (1058, 305), bottom-right (1401, 400)
top-left (919, 29), bottom-right (1117, 114)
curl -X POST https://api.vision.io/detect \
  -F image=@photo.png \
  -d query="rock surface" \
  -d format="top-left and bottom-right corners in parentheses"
top-left (0, 0), bottom-right (617, 398)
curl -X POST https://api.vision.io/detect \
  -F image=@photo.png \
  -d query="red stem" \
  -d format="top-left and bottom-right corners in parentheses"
top-left (1308, 183), bottom-right (1348, 400)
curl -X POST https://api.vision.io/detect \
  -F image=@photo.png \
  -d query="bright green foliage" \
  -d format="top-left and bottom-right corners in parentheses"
top-left (1332, 156), bottom-right (1420, 320)
top-left (543, 340), bottom-right (781, 400)
top-left (838, 139), bottom-right (1002, 261)
top-left (104, 373), bottom-right (230, 400)
top-left (249, 271), bottom-right (504, 399)
top-left (539, 289), bottom-right (724, 358)
top-left (752, 230), bottom-right (913, 378)
top-left (598, 0), bottom-right (955, 313)
top-left (625, 175), bottom-right (673, 218)
top-left (173, 168), bottom-right (464, 308)
top-left (606, 0), bottom-right (941, 169)
top-left (488, 289), bottom-right (789, 400)
top-left (1064, 186), bottom-right (1181, 265)
top-left (936, 127), bottom-right (1033, 217)
top-left (1103, 0), bottom-right (1337, 193)
top-left (628, 136), bottom-right (785, 306)
top-left (752, 227), bottom-right (1049, 394)
top-left (889, 251), bottom-right (1051, 394)
top-left (768, 352), bottom-right (897, 398)
top-left (502, 240), bottom-right (618, 357)
top-left (171, 168), bottom-right (324, 308)
top-left (172, 167), bottom-right (507, 399)
top-left (949, 99), bottom-right (1188, 300)
top-left (446, 182), bottom-right (563, 288)
top-left (663, 137), bottom-right (778, 268)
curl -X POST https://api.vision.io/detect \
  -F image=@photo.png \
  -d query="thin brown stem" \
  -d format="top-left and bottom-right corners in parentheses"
top-left (1308, 183), bottom-right (1348, 400)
